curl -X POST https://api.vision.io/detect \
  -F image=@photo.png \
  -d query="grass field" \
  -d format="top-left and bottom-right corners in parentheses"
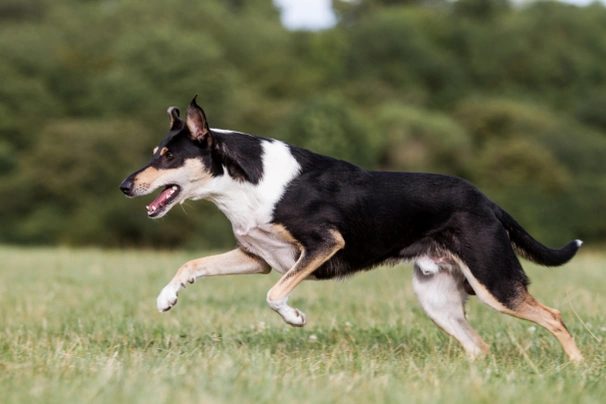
top-left (0, 245), bottom-right (605, 403)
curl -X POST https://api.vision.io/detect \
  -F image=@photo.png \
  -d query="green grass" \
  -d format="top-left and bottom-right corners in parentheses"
top-left (0, 246), bottom-right (605, 403)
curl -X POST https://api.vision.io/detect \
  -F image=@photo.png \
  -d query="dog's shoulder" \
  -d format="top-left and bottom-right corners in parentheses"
top-left (207, 130), bottom-right (303, 230)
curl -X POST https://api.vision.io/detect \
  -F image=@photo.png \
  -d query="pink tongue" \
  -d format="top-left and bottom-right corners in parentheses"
top-left (149, 188), bottom-right (173, 211)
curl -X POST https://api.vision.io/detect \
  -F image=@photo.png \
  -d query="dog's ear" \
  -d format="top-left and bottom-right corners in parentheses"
top-left (186, 95), bottom-right (210, 142)
top-left (167, 107), bottom-right (184, 131)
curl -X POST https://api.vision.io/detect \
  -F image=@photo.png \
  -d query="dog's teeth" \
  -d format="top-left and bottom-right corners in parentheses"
top-left (172, 186), bottom-right (178, 190)
top-left (146, 205), bottom-right (149, 209)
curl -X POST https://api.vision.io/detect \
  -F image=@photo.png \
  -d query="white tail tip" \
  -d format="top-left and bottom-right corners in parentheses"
top-left (575, 239), bottom-right (583, 247)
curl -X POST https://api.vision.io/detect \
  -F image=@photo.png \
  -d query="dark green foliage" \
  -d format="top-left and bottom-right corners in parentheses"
top-left (1, 0), bottom-right (606, 247)
top-left (344, 8), bottom-right (467, 108)
top-left (453, 0), bottom-right (511, 20)
top-left (374, 104), bottom-right (471, 174)
top-left (273, 96), bottom-right (378, 168)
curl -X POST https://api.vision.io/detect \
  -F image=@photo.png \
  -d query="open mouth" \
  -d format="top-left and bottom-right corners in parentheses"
top-left (147, 185), bottom-right (181, 218)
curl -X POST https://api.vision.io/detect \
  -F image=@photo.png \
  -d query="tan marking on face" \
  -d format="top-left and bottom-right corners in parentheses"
top-left (134, 166), bottom-right (161, 188)
top-left (153, 147), bottom-right (158, 155)
top-left (160, 147), bottom-right (169, 156)
top-left (133, 159), bottom-right (210, 191)
top-left (178, 158), bottom-right (213, 188)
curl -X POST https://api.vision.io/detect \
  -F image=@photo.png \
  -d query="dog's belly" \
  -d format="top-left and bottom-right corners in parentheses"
top-left (234, 226), bottom-right (299, 274)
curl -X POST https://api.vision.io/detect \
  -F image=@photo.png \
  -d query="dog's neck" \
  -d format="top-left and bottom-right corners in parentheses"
top-left (201, 139), bottom-right (301, 234)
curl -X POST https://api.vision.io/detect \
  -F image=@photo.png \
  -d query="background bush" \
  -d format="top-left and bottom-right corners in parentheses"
top-left (1, 0), bottom-right (606, 248)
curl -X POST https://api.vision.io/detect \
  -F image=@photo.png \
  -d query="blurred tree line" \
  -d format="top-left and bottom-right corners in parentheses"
top-left (1, 0), bottom-right (605, 249)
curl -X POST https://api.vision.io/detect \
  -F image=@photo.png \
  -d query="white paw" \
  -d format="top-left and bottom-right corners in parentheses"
top-left (284, 308), bottom-right (306, 327)
top-left (266, 293), bottom-right (307, 327)
top-left (156, 283), bottom-right (181, 312)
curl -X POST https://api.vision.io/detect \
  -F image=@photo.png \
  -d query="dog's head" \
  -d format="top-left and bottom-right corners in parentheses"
top-left (119, 96), bottom-right (218, 219)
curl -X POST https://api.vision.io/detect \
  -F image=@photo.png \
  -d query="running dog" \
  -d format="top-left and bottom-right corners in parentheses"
top-left (120, 96), bottom-right (583, 361)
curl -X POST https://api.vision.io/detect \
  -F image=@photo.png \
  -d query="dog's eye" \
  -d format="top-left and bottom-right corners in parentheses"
top-left (165, 151), bottom-right (174, 159)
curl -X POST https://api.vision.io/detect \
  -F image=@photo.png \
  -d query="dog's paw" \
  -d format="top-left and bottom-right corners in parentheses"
top-left (284, 308), bottom-right (306, 327)
top-left (156, 283), bottom-right (181, 312)
top-left (266, 294), bottom-right (307, 327)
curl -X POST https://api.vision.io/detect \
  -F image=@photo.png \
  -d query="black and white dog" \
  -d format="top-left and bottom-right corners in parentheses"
top-left (120, 96), bottom-right (583, 361)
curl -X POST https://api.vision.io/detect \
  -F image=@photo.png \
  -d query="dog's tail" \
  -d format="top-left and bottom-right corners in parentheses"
top-left (492, 203), bottom-right (582, 266)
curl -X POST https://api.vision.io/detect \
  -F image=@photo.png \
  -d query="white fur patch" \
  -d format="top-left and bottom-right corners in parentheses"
top-left (266, 292), bottom-right (306, 326)
top-left (415, 256), bottom-right (441, 276)
top-left (210, 127), bottom-right (243, 135)
top-left (190, 139), bottom-right (301, 272)
top-left (201, 139), bottom-right (300, 231)
top-left (235, 226), bottom-right (298, 274)
top-left (157, 282), bottom-right (181, 312)
top-left (575, 239), bottom-right (583, 247)
top-left (412, 265), bottom-right (487, 358)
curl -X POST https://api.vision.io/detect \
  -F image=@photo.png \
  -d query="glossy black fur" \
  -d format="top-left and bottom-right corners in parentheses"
top-left (212, 131), bottom-right (265, 184)
top-left (272, 144), bottom-right (580, 309)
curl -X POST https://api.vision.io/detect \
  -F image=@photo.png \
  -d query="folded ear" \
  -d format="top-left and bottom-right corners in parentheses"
top-left (186, 95), bottom-right (210, 142)
top-left (167, 107), bottom-right (184, 131)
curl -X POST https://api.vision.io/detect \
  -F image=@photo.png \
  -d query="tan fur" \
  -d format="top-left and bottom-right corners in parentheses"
top-left (268, 229), bottom-right (345, 302)
top-left (132, 159), bottom-right (211, 198)
top-left (134, 166), bottom-right (161, 189)
top-left (153, 147), bottom-right (158, 155)
top-left (171, 248), bottom-right (270, 285)
top-left (453, 256), bottom-right (582, 362)
top-left (454, 257), bottom-right (514, 315)
top-left (269, 223), bottom-right (303, 249)
top-left (507, 294), bottom-right (583, 362)
top-left (160, 147), bottom-right (169, 156)
top-left (156, 248), bottom-right (271, 312)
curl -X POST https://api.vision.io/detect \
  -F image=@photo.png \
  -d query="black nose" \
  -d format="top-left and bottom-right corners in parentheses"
top-left (119, 178), bottom-right (134, 196)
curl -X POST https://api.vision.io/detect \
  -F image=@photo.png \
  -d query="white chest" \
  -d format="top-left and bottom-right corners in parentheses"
top-left (235, 226), bottom-right (299, 274)
top-left (203, 138), bottom-right (303, 273)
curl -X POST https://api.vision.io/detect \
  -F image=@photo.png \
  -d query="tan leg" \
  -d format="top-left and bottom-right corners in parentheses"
top-left (266, 229), bottom-right (345, 326)
top-left (508, 293), bottom-right (583, 362)
top-left (455, 257), bottom-right (582, 362)
top-left (157, 248), bottom-right (270, 312)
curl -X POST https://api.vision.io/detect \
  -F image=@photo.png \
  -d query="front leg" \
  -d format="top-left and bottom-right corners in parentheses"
top-left (157, 248), bottom-right (270, 312)
top-left (266, 229), bottom-right (345, 326)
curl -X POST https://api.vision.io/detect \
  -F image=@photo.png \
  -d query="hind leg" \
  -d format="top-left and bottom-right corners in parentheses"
top-left (452, 227), bottom-right (582, 362)
top-left (509, 292), bottom-right (582, 362)
top-left (412, 259), bottom-right (490, 359)
top-left (460, 265), bottom-right (582, 362)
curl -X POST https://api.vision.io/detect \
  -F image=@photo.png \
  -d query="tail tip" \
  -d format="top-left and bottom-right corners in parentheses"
top-left (575, 239), bottom-right (583, 248)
